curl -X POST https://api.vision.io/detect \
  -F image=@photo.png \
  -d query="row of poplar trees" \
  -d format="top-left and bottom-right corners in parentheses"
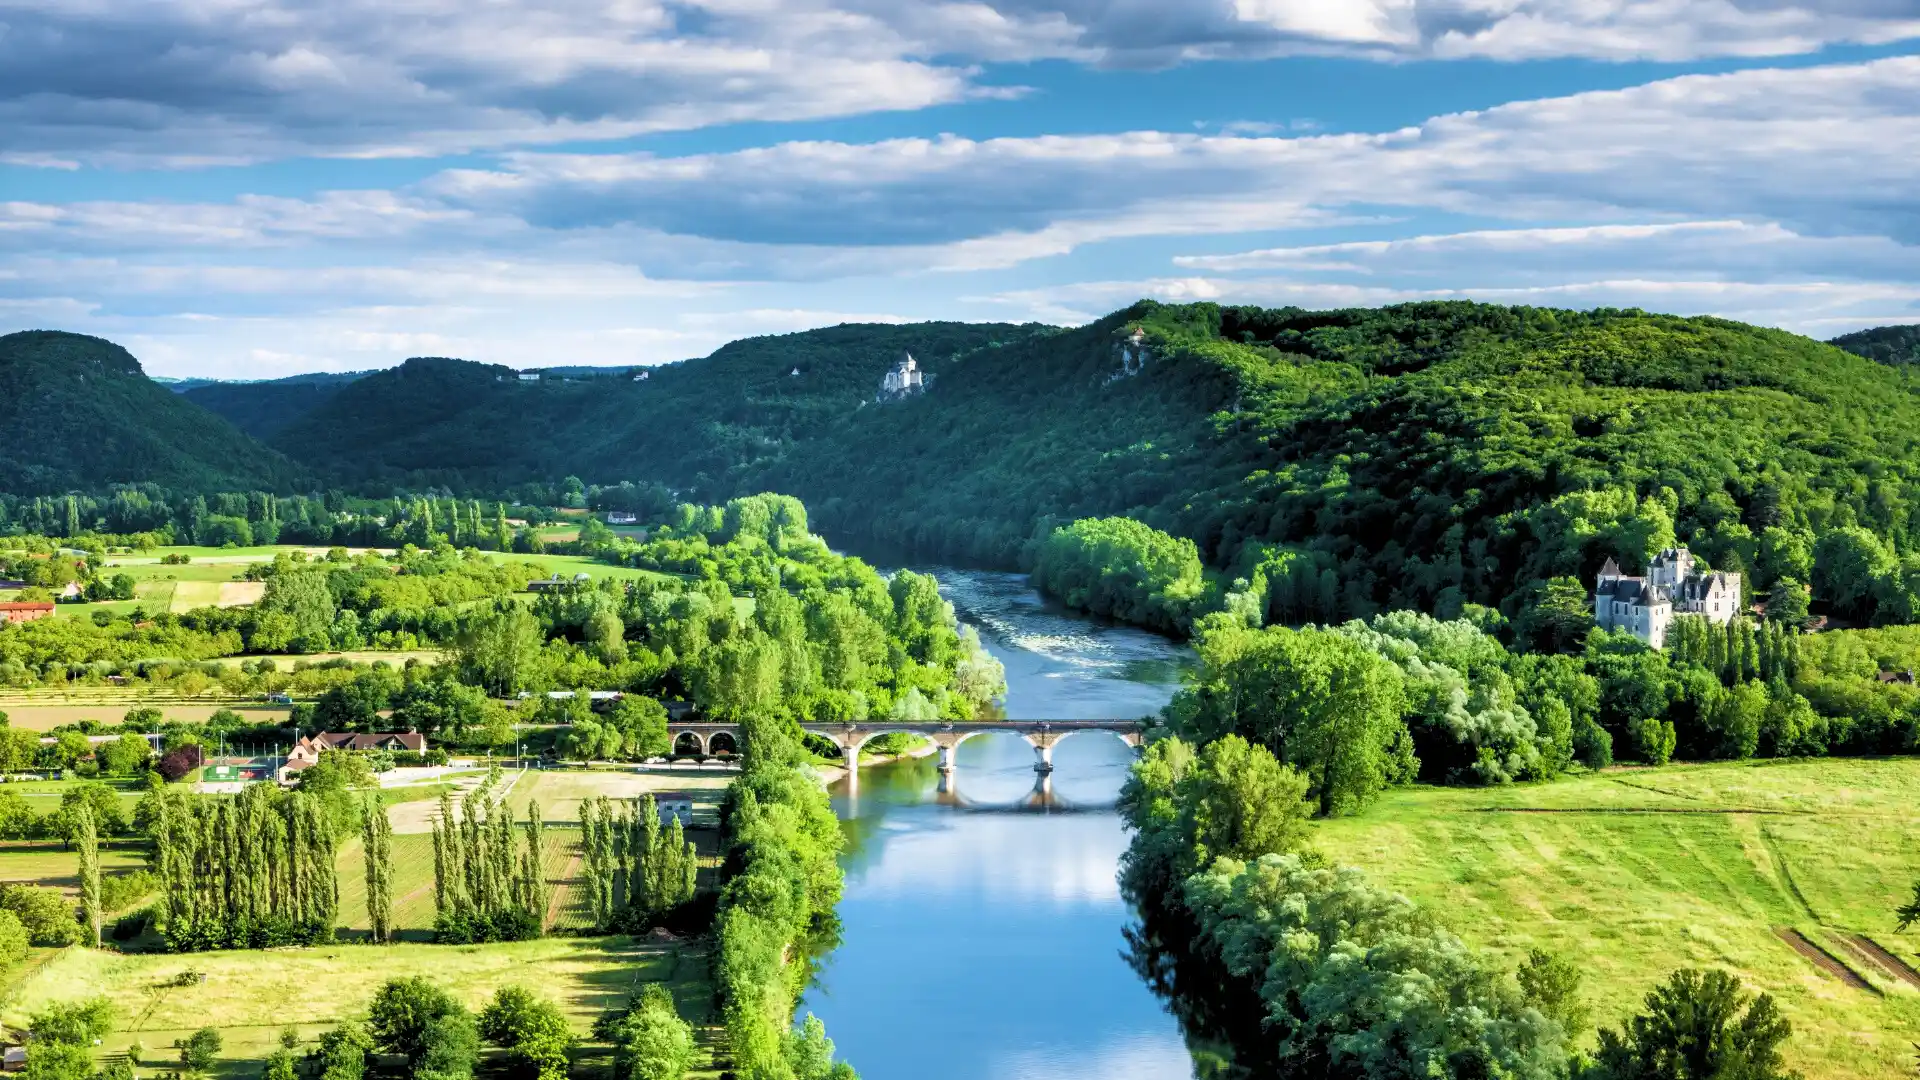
top-left (430, 772), bottom-right (549, 942)
top-left (152, 785), bottom-right (339, 950)
top-left (1668, 614), bottom-right (1801, 685)
top-left (579, 794), bottom-right (699, 932)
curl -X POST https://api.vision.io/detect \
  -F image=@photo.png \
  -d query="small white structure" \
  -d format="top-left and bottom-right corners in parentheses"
top-left (633, 370), bottom-right (650, 381)
top-left (1595, 547), bottom-right (1743, 650)
top-left (654, 791), bottom-right (695, 826)
top-left (877, 352), bottom-right (926, 401)
top-left (606, 511), bottom-right (639, 525)
top-left (518, 372), bottom-right (540, 382)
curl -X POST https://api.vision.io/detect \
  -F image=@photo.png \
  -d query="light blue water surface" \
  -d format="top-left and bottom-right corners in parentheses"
top-left (800, 568), bottom-right (1197, 1080)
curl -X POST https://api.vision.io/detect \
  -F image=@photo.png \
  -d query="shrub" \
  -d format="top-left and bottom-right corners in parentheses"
top-left (181, 1027), bottom-right (222, 1073)
top-left (28, 997), bottom-right (114, 1045)
top-left (478, 986), bottom-right (573, 1080)
top-left (100, 870), bottom-right (157, 913)
top-left (0, 910), bottom-right (28, 969)
top-left (157, 744), bottom-right (204, 782)
top-left (0, 884), bottom-right (83, 946)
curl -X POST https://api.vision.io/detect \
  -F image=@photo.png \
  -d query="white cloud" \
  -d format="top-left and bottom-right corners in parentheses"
top-left (1, 2), bottom-right (1917, 163)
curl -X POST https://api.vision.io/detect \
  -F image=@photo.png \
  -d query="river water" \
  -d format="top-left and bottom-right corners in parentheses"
top-left (800, 568), bottom-right (1198, 1080)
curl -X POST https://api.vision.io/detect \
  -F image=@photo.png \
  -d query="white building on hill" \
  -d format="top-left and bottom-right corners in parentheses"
top-left (1594, 547), bottom-right (1742, 650)
top-left (877, 353), bottom-right (925, 400)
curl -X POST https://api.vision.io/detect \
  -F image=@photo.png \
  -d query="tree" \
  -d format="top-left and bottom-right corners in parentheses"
top-left (98, 733), bottom-right (152, 776)
top-left (262, 1049), bottom-right (299, 1080)
top-left (259, 570), bottom-right (338, 651)
top-left (21, 1044), bottom-right (92, 1080)
top-left (457, 605), bottom-right (546, 697)
top-left (0, 884), bottom-right (82, 946)
top-left (1180, 735), bottom-right (1312, 865)
top-left (585, 609), bottom-right (628, 665)
top-left (75, 801), bottom-right (101, 947)
top-left (1518, 948), bottom-right (1589, 1036)
top-left (50, 783), bottom-right (123, 846)
top-left (611, 696), bottom-right (671, 759)
top-left (1589, 968), bottom-right (1797, 1080)
top-left (181, 1027), bottom-right (224, 1073)
top-left (478, 986), bottom-right (574, 1080)
top-left (1764, 579), bottom-right (1810, 629)
top-left (606, 985), bottom-right (695, 1080)
top-left (0, 910), bottom-right (29, 970)
top-left (1515, 576), bottom-right (1598, 654)
top-left (309, 1022), bottom-right (373, 1080)
top-left (299, 751), bottom-right (378, 838)
top-left (26, 997), bottom-right (113, 1045)
top-left (369, 977), bottom-right (467, 1069)
top-left (363, 794), bottom-right (394, 943)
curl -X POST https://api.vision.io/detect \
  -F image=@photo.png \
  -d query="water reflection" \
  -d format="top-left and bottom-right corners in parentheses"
top-left (801, 567), bottom-right (1197, 1080)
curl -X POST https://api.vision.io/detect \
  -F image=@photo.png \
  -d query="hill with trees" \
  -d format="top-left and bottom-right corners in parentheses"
top-left (181, 371), bottom-right (370, 440)
top-left (1832, 324), bottom-right (1920, 366)
top-left (0, 331), bottom-right (301, 494)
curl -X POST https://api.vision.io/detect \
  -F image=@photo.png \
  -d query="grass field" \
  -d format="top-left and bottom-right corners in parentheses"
top-left (0, 843), bottom-right (150, 890)
top-left (1, 936), bottom-right (716, 1078)
top-left (498, 769), bottom-right (733, 826)
top-left (0, 701), bottom-right (293, 733)
top-left (488, 552), bottom-right (683, 587)
top-left (1312, 758), bottom-right (1920, 1079)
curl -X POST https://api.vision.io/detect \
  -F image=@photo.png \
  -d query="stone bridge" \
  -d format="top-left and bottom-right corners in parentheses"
top-left (666, 720), bottom-right (1147, 782)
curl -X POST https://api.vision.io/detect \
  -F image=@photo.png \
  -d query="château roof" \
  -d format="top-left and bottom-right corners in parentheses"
top-left (1598, 557), bottom-right (1622, 578)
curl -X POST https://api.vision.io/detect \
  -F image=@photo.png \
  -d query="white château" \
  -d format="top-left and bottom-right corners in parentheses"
top-left (1594, 546), bottom-right (1742, 649)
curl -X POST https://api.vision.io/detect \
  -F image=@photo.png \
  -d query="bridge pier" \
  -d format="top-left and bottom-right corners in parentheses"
top-left (843, 744), bottom-right (860, 791)
top-left (937, 743), bottom-right (956, 773)
top-left (1032, 740), bottom-right (1054, 774)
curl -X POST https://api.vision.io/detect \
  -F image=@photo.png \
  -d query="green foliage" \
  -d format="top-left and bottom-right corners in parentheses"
top-left (0, 331), bottom-right (299, 494)
top-left (1587, 968), bottom-right (1797, 1080)
top-left (0, 910), bottom-right (29, 969)
top-left (362, 794), bottom-right (395, 943)
top-left (1030, 517), bottom-right (1208, 633)
top-left (27, 998), bottom-right (114, 1045)
top-left (478, 986), bottom-right (572, 1080)
top-left (21, 1044), bottom-right (93, 1080)
top-left (1183, 853), bottom-right (1571, 1080)
top-left (151, 785), bottom-right (338, 950)
top-left (1831, 323), bottom-right (1920, 367)
top-left (181, 1027), bottom-right (223, 1073)
top-left (1517, 949), bottom-right (1590, 1037)
top-left (75, 800), bottom-right (100, 947)
top-left (601, 985), bottom-right (695, 1080)
top-left (262, 1049), bottom-right (299, 1080)
top-left (1170, 618), bottom-right (1412, 815)
top-left (0, 884), bottom-right (83, 946)
top-left (428, 778), bottom-right (546, 943)
top-left (369, 977), bottom-right (467, 1068)
top-left (308, 1022), bottom-right (373, 1080)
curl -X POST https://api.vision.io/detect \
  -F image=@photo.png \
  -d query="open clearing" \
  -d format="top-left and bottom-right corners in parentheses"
top-left (0, 701), bottom-right (293, 732)
top-left (497, 769), bottom-right (734, 826)
top-left (1, 936), bottom-right (716, 1076)
top-left (1313, 758), bottom-right (1920, 1079)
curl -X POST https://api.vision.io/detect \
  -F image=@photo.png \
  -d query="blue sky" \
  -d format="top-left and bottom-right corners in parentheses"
top-left (3, 1), bottom-right (1919, 378)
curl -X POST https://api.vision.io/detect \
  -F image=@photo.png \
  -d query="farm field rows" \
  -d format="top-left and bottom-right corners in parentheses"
top-left (1312, 758), bottom-right (1920, 1079)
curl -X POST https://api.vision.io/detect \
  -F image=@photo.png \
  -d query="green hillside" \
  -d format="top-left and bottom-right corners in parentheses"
top-left (0, 331), bottom-right (301, 494)
top-left (182, 371), bottom-right (369, 439)
top-left (263, 322), bottom-right (1049, 486)
top-left (1833, 324), bottom-right (1920, 366)
top-left (190, 302), bottom-right (1920, 624)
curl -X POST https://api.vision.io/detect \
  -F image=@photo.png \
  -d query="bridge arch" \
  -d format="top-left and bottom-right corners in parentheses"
top-left (1048, 727), bottom-right (1146, 752)
top-left (671, 731), bottom-right (706, 756)
top-left (708, 731), bottom-right (739, 756)
top-left (948, 727), bottom-right (1040, 753)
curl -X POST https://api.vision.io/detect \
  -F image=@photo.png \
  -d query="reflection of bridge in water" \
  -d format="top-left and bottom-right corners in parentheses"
top-left (921, 768), bottom-right (1093, 813)
top-left (667, 720), bottom-right (1147, 790)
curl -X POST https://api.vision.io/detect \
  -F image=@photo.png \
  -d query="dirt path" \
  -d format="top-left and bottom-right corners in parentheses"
top-left (1840, 933), bottom-right (1920, 990)
top-left (1775, 927), bottom-right (1879, 993)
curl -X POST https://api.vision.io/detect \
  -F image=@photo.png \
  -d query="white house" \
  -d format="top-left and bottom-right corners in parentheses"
top-left (877, 353), bottom-right (926, 400)
top-left (1595, 547), bottom-right (1742, 650)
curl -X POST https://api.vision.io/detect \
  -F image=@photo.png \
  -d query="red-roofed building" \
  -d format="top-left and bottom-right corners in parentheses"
top-left (0, 602), bottom-right (54, 625)
top-left (277, 731), bottom-right (428, 782)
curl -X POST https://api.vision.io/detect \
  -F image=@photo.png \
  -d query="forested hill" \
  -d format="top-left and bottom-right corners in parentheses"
top-left (59, 302), bottom-right (1920, 624)
top-left (1832, 324), bottom-right (1920, 366)
top-left (259, 322), bottom-right (1050, 485)
top-left (0, 330), bottom-right (301, 494)
top-left (181, 371), bottom-right (370, 440)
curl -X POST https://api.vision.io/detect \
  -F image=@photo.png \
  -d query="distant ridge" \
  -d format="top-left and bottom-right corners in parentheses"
top-left (1831, 324), bottom-right (1920, 366)
top-left (0, 330), bottom-right (301, 493)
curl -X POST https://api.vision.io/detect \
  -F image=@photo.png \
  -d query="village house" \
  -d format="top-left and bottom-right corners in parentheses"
top-left (0, 602), bottom-right (54, 625)
top-left (278, 731), bottom-right (427, 781)
top-left (605, 511), bottom-right (639, 525)
top-left (1594, 547), bottom-right (1742, 650)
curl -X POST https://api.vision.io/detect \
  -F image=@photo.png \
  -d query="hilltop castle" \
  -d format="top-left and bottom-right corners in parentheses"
top-left (877, 352), bottom-right (925, 401)
top-left (1594, 547), bottom-right (1742, 649)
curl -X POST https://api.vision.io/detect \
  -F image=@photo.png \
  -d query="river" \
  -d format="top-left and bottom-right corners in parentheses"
top-left (800, 568), bottom-right (1198, 1080)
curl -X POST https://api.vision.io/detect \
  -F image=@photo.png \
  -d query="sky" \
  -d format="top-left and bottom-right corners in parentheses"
top-left (3, 1), bottom-right (1920, 378)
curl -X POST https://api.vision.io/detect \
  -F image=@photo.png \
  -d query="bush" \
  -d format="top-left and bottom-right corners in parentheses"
top-left (100, 870), bottom-right (157, 913)
top-left (0, 884), bottom-right (83, 946)
top-left (181, 1027), bottom-right (222, 1073)
top-left (109, 906), bottom-right (155, 942)
top-left (0, 910), bottom-right (28, 969)
top-left (478, 986), bottom-right (573, 1080)
top-left (603, 986), bottom-right (694, 1080)
top-left (28, 997), bottom-right (114, 1045)
top-left (157, 744), bottom-right (204, 782)
top-left (1590, 969), bottom-right (1795, 1080)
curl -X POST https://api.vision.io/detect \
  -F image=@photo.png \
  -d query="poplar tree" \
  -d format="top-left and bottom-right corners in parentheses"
top-left (363, 794), bottom-right (394, 944)
top-left (76, 801), bottom-right (101, 947)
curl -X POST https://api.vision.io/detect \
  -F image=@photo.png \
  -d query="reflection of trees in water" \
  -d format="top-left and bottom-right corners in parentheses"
top-left (1122, 897), bottom-right (1271, 1080)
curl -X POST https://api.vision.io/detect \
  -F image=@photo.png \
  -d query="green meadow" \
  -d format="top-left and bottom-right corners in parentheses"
top-left (1313, 758), bottom-right (1920, 1079)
